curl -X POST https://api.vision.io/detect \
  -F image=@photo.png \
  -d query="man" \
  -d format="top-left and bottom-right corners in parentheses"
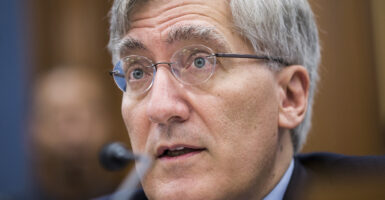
top-left (106, 0), bottom-right (385, 199)
top-left (29, 66), bottom-right (127, 199)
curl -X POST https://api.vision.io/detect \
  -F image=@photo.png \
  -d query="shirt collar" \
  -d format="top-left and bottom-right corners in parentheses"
top-left (263, 159), bottom-right (294, 200)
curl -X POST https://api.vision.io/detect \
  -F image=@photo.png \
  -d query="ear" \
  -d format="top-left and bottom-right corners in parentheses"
top-left (276, 65), bottom-right (310, 129)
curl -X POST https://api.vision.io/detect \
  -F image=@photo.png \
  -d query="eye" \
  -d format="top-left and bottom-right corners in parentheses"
top-left (127, 65), bottom-right (153, 82)
top-left (170, 45), bottom-right (216, 85)
top-left (123, 57), bottom-right (153, 82)
top-left (131, 68), bottom-right (144, 80)
top-left (193, 57), bottom-right (206, 68)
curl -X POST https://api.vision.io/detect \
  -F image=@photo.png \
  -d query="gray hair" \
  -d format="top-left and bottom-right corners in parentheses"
top-left (108, 0), bottom-right (321, 153)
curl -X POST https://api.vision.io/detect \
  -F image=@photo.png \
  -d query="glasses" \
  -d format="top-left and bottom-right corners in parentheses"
top-left (110, 44), bottom-right (288, 95)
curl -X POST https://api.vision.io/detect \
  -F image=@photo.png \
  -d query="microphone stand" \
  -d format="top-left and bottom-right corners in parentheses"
top-left (111, 153), bottom-right (152, 200)
top-left (99, 142), bottom-right (153, 200)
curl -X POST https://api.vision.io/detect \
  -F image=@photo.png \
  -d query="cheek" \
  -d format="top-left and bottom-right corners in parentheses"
top-left (218, 81), bottom-right (279, 163)
top-left (208, 67), bottom-right (279, 139)
top-left (202, 67), bottom-right (280, 169)
top-left (121, 96), bottom-right (149, 153)
top-left (182, 67), bottom-right (280, 196)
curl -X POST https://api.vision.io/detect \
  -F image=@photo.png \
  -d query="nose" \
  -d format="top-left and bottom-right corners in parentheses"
top-left (146, 66), bottom-right (190, 125)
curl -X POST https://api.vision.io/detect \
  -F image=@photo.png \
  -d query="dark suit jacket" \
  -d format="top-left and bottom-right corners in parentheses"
top-left (284, 153), bottom-right (385, 200)
top-left (103, 153), bottom-right (385, 200)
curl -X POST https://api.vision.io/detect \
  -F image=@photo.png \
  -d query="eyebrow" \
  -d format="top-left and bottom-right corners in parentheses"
top-left (116, 25), bottom-right (231, 57)
top-left (117, 37), bottom-right (147, 57)
top-left (167, 25), bottom-right (230, 51)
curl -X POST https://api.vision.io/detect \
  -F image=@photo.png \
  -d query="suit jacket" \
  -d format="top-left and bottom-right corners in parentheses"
top-left (284, 153), bottom-right (385, 200)
top-left (102, 153), bottom-right (385, 200)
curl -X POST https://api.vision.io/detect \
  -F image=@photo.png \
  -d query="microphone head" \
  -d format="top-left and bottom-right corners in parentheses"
top-left (99, 142), bottom-right (135, 171)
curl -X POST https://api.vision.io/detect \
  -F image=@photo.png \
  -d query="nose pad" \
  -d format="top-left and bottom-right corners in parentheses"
top-left (146, 67), bottom-right (190, 125)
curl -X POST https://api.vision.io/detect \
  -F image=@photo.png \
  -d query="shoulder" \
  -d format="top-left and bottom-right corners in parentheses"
top-left (296, 152), bottom-right (385, 174)
top-left (284, 153), bottom-right (385, 200)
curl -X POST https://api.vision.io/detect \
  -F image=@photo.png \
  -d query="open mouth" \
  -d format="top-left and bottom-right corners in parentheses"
top-left (158, 146), bottom-right (205, 159)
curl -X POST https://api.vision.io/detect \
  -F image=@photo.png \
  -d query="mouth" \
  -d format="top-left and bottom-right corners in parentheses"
top-left (157, 145), bottom-right (206, 160)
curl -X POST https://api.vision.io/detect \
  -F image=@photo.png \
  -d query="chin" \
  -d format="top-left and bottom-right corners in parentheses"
top-left (144, 180), bottom-right (219, 200)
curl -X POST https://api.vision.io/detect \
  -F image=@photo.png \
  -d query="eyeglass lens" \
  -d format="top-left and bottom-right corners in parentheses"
top-left (112, 45), bottom-right (217, 95)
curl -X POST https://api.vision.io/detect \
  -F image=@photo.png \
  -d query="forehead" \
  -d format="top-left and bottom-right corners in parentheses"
top-left (129, 0), bottom-right (231, 28)
top-left (118, 0), bottom-right (235, 55)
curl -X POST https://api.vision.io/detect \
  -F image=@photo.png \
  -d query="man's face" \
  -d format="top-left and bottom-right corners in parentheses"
top-left (120, 0), bottom-right (287, 199)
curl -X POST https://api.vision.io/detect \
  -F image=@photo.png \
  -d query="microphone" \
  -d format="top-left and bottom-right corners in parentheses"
top-left (99, 142), bottom-right (136, 171)
top-left (99, 142), bottom-right (153, 200)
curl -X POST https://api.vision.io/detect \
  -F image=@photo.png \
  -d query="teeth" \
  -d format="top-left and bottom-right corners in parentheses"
top-left (159, 146), bottom-right (205, 158)
top-left (173, 147), bottom-right (185, 151)
top-left (166, 148), bottom-right (190, 157)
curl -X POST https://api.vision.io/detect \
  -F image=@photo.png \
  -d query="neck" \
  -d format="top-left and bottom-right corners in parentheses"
top-left (260, 129), bottom-right (294, 199)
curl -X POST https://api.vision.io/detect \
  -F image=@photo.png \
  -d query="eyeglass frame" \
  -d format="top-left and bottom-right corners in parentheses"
top-left (109, 46), bottom-right (290, 94)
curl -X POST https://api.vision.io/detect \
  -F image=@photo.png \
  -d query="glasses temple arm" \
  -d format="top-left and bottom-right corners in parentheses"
top-left (214, 53), bottom-right (290, 66)
top-left (109, 70), bottom-right (125, 78)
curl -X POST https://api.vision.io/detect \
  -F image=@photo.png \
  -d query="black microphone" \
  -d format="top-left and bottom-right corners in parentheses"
top-left (98, 142), bottom-right (153, 200)
top-left (99, 142), bottom-right (136, 171)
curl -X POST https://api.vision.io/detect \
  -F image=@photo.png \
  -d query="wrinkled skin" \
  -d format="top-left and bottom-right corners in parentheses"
top-left (119, 0), bottom-right (307, 199)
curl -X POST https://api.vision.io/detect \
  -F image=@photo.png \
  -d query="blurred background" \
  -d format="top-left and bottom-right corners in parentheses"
top-left (0, 0), bottom-right (384, 199)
